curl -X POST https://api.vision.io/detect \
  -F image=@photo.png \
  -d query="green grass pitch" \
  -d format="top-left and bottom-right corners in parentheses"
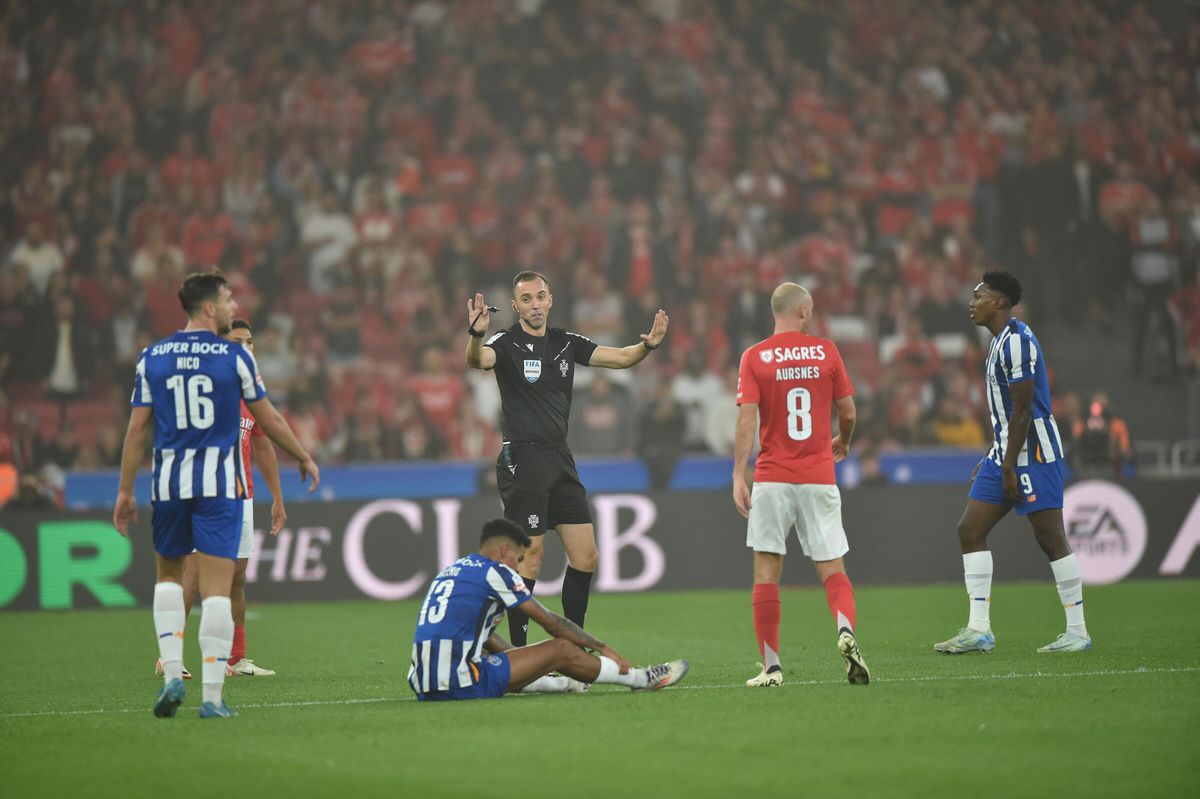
top-left (2, 580), bottom-right (1198, 798)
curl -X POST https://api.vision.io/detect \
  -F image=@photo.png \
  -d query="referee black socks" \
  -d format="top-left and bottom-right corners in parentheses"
top-left (508, 578), bottom-right (536, 646)
top-left (562, 567), bottom-right (594, 630)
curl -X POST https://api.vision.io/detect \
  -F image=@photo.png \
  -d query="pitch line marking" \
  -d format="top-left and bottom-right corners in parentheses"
top-left (1, 666), bottom-right (1197, 719)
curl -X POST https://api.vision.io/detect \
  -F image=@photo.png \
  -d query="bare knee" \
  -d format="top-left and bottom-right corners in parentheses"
top-left (956, 518), bottom-right (986, 552)
top-left (568, 546), bottom-right (598, 573)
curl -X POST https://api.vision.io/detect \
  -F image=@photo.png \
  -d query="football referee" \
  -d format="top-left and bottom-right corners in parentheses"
top-left (466, 271), bottom-right (668, 645)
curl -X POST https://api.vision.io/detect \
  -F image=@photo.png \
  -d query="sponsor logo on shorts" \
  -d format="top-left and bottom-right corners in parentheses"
top-left (527, 514), bottom-right (540, 529)
top-left (486, 655), bottom-right (503, 666)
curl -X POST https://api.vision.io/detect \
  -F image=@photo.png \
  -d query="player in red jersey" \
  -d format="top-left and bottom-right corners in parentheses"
top-left (156, 319), bottom-right (287, 678)
top-left (732, 283), bottom-right (869, 687)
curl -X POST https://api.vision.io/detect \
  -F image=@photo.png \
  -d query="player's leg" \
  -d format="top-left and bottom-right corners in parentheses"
top-left (226, 499), bottom-right (275, 675)
top-left (497, 444), bottom-right (551, 646)
top-left (1027, 508), bottom-right (1092, 652)
top-left (505, 639), bottom-right (687, 692)
top-left (556, 522), bottom-right (598, 628)
top-left (150, 499), bottom-right (192, 717)
top-left (192, 498), bottom-right (242, 718)
top-left (156, 553), bottom-right (195, 680)
top-left (745, 482), bottom-right (790, 687)
top-left (934, 495), bottom-right (1010, 653)
top-left (795, 484), bottom-right (867, 684)
top-left (550, 451), bottom-right (597, 630)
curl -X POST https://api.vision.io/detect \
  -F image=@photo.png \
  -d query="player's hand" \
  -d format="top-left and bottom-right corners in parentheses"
top-left (733, 476), bottom-right (752, 518)
top-left (640, 309), bottom-right (669, 348)
top-left (598, 645), bottom-right (632, 673)
top-left (270, 500), bottom-right (287, 535)
top-left (468, 292), bottom-right (491, 335)
top-left (831, 435), bottom-right (849, 463)
top-left (113, 491), bottom-right (138, 537)
top-left (299, 456), bottom-right (321, 494)
top-left (1002, 465), bottom-right (1021, 503)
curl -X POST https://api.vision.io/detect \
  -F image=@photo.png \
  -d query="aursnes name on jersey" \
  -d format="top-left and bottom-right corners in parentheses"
top-left (761, 344), bottom-right (827, 364)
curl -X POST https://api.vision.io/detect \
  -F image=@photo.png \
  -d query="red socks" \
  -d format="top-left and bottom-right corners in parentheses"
top-left (823, 572), bottom-right (856, 633)
top-left (752, 583), bottom-right (781, 669)
top-left (229, 624), bottom-right (246, 666)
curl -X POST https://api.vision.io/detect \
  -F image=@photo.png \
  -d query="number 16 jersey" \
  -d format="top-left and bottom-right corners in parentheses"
top-left (737, 331), bottom-right (853, 485)
top-left (131, 329), bottom-right (267, 502)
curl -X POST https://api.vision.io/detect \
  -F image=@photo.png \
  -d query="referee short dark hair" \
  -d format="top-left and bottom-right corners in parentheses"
top-left (178, 272), bottom-right (228, 316)
top-left (480, 518), bottom-right (532, 549)
top-left (982, 270), bottom-right (1022, 308)
top-left (513, 271), bottom-right (549, 292)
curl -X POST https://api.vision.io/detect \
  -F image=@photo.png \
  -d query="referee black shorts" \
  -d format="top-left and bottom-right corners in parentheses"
top-left (496, 441), bottom-right (593, 537)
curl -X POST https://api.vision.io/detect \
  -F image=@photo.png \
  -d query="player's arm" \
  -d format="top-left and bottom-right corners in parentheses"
top-left (483, 633), bottom-right (513, 654)
top-left (831, 395), bottom-right (856, 462)
top-left (250, 433), bottom-right (287, 535)
top-left (113, 406), bottom-right (153, 536)
top-left (1000, 379), bottom-right (1035, 502)
top-left (246, 397), bottom-right (320, 493)
top-left (587, 309), bottom-right (669, 369)
top-left (465, 293), bottom-right (496, 370)
top-left (732, 402), bottom-right (757, 518)
top-left (520, 597), bottom-right (632, 671)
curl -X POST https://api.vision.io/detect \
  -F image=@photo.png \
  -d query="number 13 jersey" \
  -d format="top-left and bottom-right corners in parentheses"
top-left (737, 331), bottom-right (853, 485)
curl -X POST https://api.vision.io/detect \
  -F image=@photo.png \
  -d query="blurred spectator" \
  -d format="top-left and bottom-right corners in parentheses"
top-left (571, 269), bottom-right (625, 347)
top-left (407, 348), bottom-right (463, 430)
top-left (1130, 198), bottom-right (1181, 379)
top-left (301, 188), bottom-right (358, 293)
top-left (1170, 268), bottom-right (1200, 376)
top-left (889, 317), bottom-right (943, 384)
top-left (0, 433), bottom-right (15, 508)
top-left (569, 374), bottom-right (636, 456)
top-left (1073, 392), bottom-right (1133, 480)
top-left (928, 396), bottom-right (987, 449)
top-left (38, 292), bottom-right (93, 400)
top-left (703, 368), bottom-right (741, 456)
top-left (7, 220), bottom-right (64, 296)
top-left (671, 352), bottom-right (724, 451)
top-left (637, 382), bottom-right (685, 490)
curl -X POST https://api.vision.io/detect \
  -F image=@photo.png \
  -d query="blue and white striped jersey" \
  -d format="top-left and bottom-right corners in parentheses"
top-left (984, 318), bottom-right (1065, 467)
top-left (130, 330), bottom-right (267, 502)
top-left (407, 555), bottom-right (532, 695)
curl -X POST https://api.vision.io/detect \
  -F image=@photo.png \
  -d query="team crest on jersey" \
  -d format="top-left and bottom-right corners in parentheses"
top-left (759, 349), bottom-right (775, 364)
top-left (559, 359), bottom-right (569, 377)
top-left (524, 359), bottom-right (541, 382)
top-left (527, 514), bottom-right (540, 528)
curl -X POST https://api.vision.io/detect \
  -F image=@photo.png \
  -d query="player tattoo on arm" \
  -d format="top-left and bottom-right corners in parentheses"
top-left (526, 600), bottom-right (607, 650)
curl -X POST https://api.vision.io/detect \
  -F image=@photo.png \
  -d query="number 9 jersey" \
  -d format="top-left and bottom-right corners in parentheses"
top-left (737, 332), bottom-right (853, 485)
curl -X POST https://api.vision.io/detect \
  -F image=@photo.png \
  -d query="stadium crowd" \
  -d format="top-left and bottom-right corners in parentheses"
top-left (2, 0), bottom-right (1198, 506)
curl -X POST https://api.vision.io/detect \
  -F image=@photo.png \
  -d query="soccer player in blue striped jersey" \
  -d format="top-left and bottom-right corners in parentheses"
top-left (935, 271), bottom-right (1093, 655)
top-left (408, 518), bottom-right (689, 701)
top-left (113, 272), bottom-right (320, 718)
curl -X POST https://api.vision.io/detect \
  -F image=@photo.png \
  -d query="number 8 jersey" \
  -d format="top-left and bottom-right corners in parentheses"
top-left (736, 331), bottom-right (853, 485)
top-left (131, 330), bottom-right (267, 502)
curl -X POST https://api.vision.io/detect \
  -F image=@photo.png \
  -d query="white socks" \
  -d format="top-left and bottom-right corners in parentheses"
top-left (1050, 554), bottom-right (1089, 639)
top-left (153, 582), bottom-right (186, 684)
top-left (595, 656), bottom-right (648, 688)
top-left (198, 596), bottom-right (234, 705)
top-left (963, 551), bottom-right (993, 633)
top-left (519, 675), bottom-right (572, 693)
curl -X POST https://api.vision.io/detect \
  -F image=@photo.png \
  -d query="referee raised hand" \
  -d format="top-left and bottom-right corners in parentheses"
top-left (466, 271), bottom-right (668, 646)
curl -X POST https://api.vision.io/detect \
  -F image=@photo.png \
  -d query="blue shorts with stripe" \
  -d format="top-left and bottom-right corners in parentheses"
top-left (415, 652), bottom-right (511, 702)
top-left (969, 457), bottom-right (1063, 516)
top-left (152, 497), bottom-right (243, 559)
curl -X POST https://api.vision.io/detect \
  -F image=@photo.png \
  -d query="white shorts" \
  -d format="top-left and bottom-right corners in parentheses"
top-left (746, 482), bottom-right (849, 561)
top-left (237, 498), bottom-right (255, 559)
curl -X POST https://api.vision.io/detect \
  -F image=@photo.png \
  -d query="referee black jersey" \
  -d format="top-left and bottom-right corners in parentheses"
top-left (483, 324), bottom-right (598, 444)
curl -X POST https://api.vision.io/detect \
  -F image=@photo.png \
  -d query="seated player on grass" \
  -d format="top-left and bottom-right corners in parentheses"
top-left (407, 518), bottom-right (689, 700)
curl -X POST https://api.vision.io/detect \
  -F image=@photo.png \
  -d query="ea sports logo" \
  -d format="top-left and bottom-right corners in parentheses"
top-left (759, 349), bottom-right (774, 364)
top-left (1063, 480), bottom-right (1147, 585)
